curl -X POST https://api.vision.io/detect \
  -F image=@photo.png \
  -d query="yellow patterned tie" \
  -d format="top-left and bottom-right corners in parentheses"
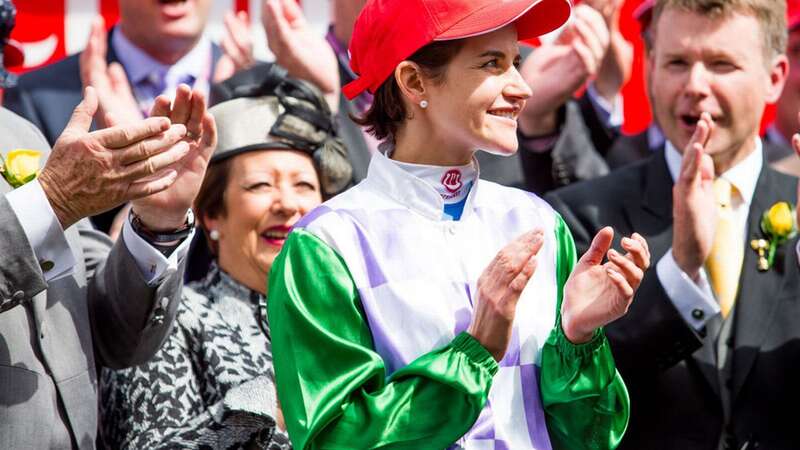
top-left (705, 178), bottom-right (743, 318)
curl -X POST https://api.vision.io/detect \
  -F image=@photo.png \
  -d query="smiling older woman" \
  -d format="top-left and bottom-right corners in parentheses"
top-left (99, 75), bottom-right (352, 449)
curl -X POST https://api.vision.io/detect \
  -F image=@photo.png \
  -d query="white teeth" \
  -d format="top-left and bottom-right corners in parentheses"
top-left (489, 111), bottom-right (515, 119)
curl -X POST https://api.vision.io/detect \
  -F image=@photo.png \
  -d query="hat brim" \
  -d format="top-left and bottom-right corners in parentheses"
top-left (4, 40), bottom-right (24, 68)
top-left (435, 0), bottom-right (572, 42)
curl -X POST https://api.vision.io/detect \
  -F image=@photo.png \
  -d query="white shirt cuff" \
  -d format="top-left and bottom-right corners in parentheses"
top-left (5, 179), bottom-right (76, 282)
top-left (656, 248), bottom-right (720, 331)
top-left (586, 83), bottom-right (624, 129)
top-left (796, 241), bottom-right (800, 268)
top-left (122, 213), bottom-right (193, 286)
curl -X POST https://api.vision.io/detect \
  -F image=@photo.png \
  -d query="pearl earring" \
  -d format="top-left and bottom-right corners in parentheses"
top-left (420, 100), bottom-right (429, 109)
top-left (209, 229), bottom-right (220, 241)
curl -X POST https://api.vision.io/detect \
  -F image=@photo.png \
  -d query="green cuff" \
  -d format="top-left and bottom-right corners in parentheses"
top-left (553, 326), bottom-right (607, 359)
top-left (452, 332), bottom-right (499, 376)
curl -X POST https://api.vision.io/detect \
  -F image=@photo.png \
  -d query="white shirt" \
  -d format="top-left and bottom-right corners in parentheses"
top-left (6, 180), bottom-right (191, 285)
top-left (656, 139), bottom-right (762, 330)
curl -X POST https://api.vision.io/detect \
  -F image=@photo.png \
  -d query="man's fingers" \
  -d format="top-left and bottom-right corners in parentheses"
top-left (127, 169), bottom-right (179, 199)
top-left (221, 34), bottom-right (244, 64)
top-left (94, 115), bottom-right (172, 148)
top-left (572, 14), bottom-right (607, 61)
top-left (199, 112), bottom-right (218, 155)
top-left (107, 62), bottom-right (134, 97)
top-left (115, 124), bottom-right (187, 166)
top-left (186, 90), bottom-right (207, 140)
top-left (170, 84), bottom-right (193, 125)
top-left (280, 0), bottom-right (305, 24)
top-left (65, 87), bottom-right (100, 134)
top-left (571, 39), bottom-right (599, 76)
top-left (150, 95), bottom-right (172, 118)
top-left (122, 141), bottom-right (191, 181)
top-left (580, 226), bottom-right (614, 266)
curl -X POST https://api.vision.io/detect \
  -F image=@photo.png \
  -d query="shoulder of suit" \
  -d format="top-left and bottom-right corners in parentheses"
top-left (14, 52), bottom-right (82, 91)
top-left (546, 156), bottom-right (652, 208)
top-left (0, 107), bottom-right (51, 152)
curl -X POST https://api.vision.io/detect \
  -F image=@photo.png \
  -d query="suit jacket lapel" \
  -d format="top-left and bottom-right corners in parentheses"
top-left (730, 167), bottom-right (788, 400)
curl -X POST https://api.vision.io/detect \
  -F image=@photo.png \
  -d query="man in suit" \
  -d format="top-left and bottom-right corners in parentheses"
top-left (0, 80), bottom-right (217, 448)
top-left (3, 0), bottom-right (221, 232)
top-left (546, 1), bottom-right (799, 448)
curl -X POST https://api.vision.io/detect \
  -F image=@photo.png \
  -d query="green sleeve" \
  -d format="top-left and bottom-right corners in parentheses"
top-left (267, 228), bottom-right (498, 450)
top-left (539, 214), bottom-right (630, 450)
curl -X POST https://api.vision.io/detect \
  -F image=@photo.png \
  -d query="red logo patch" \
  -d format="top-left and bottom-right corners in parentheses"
top-left (441, 170), bottom-right (463, 193)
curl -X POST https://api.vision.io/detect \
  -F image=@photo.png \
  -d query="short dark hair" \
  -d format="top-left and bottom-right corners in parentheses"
top-left (193, 157), bottom-right (234, 254)
top-left (353, 39), bottom-right (464, 141)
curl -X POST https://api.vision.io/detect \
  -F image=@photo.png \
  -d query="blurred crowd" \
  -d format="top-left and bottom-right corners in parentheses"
top-left (2, 0), bottom-right (800, 449)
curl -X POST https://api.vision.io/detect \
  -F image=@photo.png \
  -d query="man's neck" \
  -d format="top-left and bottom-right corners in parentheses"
top-left (712, 137), bottom-right (759, 176)
top-left (117, 23), bottom-right (200, 66)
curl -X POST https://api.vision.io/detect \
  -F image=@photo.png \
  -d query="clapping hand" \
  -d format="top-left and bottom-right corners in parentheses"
top-left (262, 0), bottom-right (340, 111)
top-left (213, 10), bottom-right (256, 83)
top-left (561, 227), bottom-right (650, 343)
top-left (79, 16), bottom-right (142, 127)
top-left (126, 85), bottom-right (218, 231)
top-left (672, 112), bottom-right (717, 280)
top-left (38, 87), bottom-right (189, 229)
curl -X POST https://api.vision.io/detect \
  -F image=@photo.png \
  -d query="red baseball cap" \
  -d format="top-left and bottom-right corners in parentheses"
top-left (343, 0), bottom-right (573, 100)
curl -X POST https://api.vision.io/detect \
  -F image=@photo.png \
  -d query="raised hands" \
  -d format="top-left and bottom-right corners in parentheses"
top-left (79, 17), bottom-right (142, 127)
top-left (469, 230), bottom-right (545, 361)
top-left (561, 227), bottom-right (650, 343)
top-left (213, 10), bottom-right (256, 83)
top-left (38, 87), bottom-right (189, 229)
top-left (672, 112), bottom-right (717, 279)
top-left (128, 85), bottom-right (218, 230)
top-left (262, 0), bottom-right (340, 111)
top-left (518, 4), bottom-right (610, 135)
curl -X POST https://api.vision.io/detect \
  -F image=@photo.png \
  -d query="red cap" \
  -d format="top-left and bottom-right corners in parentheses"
top-left (4, 39), bottom-right (24, 68)
top-left (343, 0), bottom-right (572, 100)
top-left (789, 0), bottom-right (800, 31)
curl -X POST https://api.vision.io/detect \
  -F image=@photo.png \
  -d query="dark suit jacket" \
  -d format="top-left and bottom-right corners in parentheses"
top-left (3, 28), bottom-right (221, 232)
top-left (0, 107), bottom-right (185, 449)
top-left (545, 149), bottom-right (800, 450)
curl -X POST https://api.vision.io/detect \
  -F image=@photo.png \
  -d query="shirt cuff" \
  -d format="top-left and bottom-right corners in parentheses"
top-left (586, 83), bottom-right (624, 130)
top-left (122, 212), bottom-right (193, 286)
top-left (5, 179), bottom-right (76, 282)
top-left (796, 241), bottom-right (800, 268)
top-left (656, 248), bottom-right (720, 331)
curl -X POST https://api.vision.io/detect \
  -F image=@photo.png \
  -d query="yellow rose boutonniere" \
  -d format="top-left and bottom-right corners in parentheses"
top-left (0, 149), bottom-right (43, 189)
top-left (750, 201), bottom-right (798, 271)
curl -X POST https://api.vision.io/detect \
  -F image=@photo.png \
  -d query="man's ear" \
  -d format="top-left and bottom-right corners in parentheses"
top-left (394, 61), bottom-right (427, 110)
top-left (766, 54), bottom-right (789, 104)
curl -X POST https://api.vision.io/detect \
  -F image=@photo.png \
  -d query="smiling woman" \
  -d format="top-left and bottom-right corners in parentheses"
top-left (267, 0), bottom-right (650, 449)
top-left (100, 75), bottom-right (351, 450)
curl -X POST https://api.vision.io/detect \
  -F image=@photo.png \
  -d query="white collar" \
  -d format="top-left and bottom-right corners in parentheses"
top-left (664, 138), bottom-right (763, 206)
top-left (365, 151), bottom-right (482, 221)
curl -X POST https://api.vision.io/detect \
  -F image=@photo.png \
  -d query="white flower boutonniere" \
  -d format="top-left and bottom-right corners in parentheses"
top-left (0, 149), bottom-right (42, 189)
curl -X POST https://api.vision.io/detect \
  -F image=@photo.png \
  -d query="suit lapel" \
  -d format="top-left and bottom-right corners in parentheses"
top-left (730, 167), bottom-right (789, 400)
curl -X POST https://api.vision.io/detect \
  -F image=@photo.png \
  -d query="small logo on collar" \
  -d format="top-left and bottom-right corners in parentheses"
top-left (441, 169), bottom-right (463, 193)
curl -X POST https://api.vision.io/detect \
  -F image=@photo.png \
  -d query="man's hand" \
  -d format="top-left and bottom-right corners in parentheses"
top-left (262, 0), bottom-right (340, 111)
top-left (584, 0), bottom-right (633, 103)
top-left (127, 85), bottom-right (217, 231)
top-left (518, 4), bottom-right (610, 136)
top-left (213, 10), bottom-right (256, 83)
top-left (79, 16), bottom-right (142, 127)
top-left (673, 112), bottom-right (717, 279)
top-left (561, 228), bottom-right (650, 343)
top-left (38, 87), bottom-right (190, 230)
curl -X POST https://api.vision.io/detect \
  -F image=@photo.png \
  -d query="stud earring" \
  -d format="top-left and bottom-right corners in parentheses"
top-left (420, 100), bottom-right (429, 109)
top-left (209, 229), bottom-right (220, 241)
